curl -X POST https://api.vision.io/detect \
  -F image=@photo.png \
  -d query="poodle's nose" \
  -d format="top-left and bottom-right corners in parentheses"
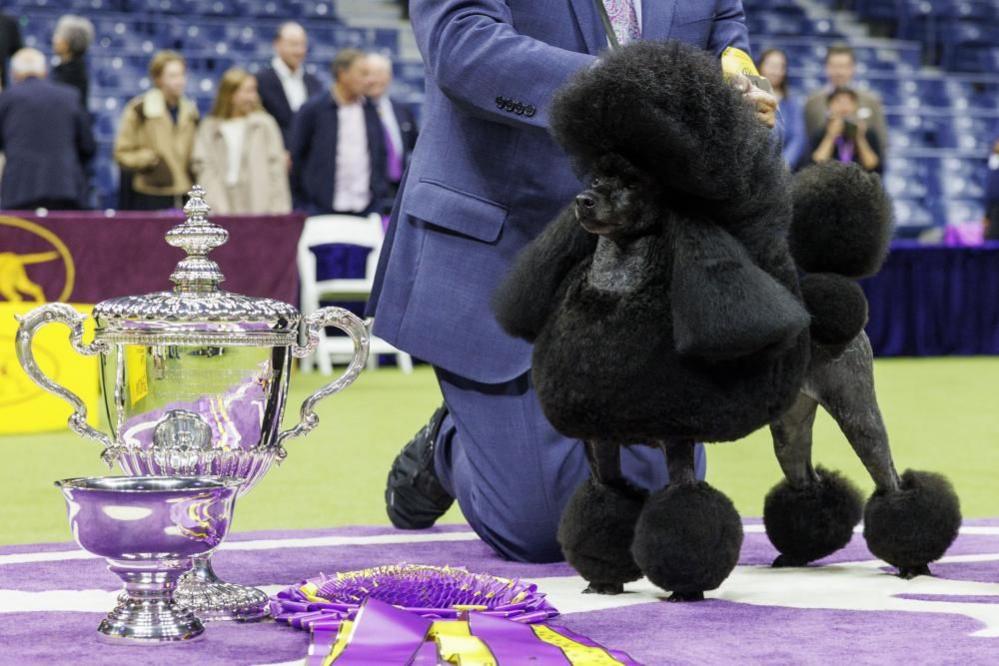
top-left (575, 194), bottom-right (596, 209)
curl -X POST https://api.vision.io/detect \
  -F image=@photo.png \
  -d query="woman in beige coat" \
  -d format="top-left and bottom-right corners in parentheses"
top-left (191, 67), bottom-right (291, 214)
top-left (113, 50), bottom-right (199, 210)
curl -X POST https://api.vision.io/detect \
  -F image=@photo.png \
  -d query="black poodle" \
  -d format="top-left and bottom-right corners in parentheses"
top-left (493, 41), bottom-right (960, 601)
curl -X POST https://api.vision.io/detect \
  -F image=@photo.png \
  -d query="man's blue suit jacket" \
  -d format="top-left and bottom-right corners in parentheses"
top-left (370, 0), bottom-right (751, 384)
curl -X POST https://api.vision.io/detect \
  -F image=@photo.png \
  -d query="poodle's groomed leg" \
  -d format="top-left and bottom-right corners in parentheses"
top-left (558, 441), bottom-right (646, 595)
top-left (815, 335), bottom-right (960, 578)
top-left (632, 440), bottom-right (743, 602)
top-left (764, 393), bottom-right (863, 568)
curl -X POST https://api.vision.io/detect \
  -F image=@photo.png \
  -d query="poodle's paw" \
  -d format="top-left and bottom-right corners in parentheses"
top-left (631, 482), bottom-right (743, 597)
top-left (558, 478), bottom-right (646, 590)
top-left (667, 591), bottom-right (705, 603)
top-left (583, 582), bottom-right (625, 595)
top-left (763, 466), bottom-right (863, 565)
top-left (897, 564), bottom-right (932, 580)
top-left (771, 553), bottom-right (810, 568)
top-left (864, 470), bottom-right (961, 573)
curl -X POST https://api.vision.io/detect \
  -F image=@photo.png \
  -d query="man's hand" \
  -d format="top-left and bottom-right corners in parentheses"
top-left (730, 73), bottom-right (777, 128)
top-left (825, 116), bottom-right (845, 139)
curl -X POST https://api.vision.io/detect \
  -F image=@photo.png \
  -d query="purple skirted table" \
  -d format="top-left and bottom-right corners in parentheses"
top-left (0, 211), bottom-right (305, 305)
top-left (862, 241), bottom-right (999, 356)
top-left (4, 521), bottom-right (999, 664)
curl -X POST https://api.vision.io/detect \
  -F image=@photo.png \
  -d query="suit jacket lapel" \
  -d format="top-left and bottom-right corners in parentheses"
top-left (642, 0), bottom-right (678, 41)
top-left (568, 0), bottom-right (608, 55)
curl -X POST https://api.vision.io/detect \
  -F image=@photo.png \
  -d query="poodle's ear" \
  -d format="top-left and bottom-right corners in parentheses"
top-left (790, 163), bottom-right (893, 278)
top-left (493, 204), bottom-right (597, 342)
top-left (671, 218), bottom-right (809, 361)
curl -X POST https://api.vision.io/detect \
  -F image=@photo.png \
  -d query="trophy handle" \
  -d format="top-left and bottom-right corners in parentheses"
top-left (15, 303), bottom-right (117, 465)
top-left (276, 306), bottom-right (370, 456)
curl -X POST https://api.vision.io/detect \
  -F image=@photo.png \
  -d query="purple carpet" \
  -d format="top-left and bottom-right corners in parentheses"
top-left (3, 521), bottom-right (999, 664)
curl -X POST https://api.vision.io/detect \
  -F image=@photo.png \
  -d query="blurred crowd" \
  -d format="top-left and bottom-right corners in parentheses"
top-left (758, 42), bottom-right (998, 238)
top-left (0, 16), bottom-right (416, 216)
top-left (0, 11), bottom-right (995, 237)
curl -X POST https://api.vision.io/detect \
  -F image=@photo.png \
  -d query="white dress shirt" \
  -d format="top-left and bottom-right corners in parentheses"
top-left (219, 117), bottom-right (247, 186)
top-left (333, 99), bottom-right (371, 213)
top-left (272, 56), bottom-right (308, 113)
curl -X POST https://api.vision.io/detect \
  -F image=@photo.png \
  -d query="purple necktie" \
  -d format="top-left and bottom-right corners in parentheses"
top-left (603, 0), bottom-right (641, 45)
top-left (383, 122), bottom-right (403, 182)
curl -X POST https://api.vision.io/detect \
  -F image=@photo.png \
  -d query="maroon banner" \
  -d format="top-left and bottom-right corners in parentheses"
top-left (0, 211), bottom-right (305, 306)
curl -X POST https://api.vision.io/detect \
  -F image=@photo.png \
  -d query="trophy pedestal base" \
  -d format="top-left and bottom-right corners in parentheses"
top-left (175, 556), bottom-right (270, 622)
top-left (102, 558), bottom-right (205, 643)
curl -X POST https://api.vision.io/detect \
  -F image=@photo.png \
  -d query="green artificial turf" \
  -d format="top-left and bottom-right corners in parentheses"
top-left (1, 358), bottom-right (996, 546)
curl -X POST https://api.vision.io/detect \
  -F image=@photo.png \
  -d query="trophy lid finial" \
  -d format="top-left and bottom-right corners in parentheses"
top-left (166, 185), bottom-right (229, 293)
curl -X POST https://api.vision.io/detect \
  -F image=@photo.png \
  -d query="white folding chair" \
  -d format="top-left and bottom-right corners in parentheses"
top-left (297, 213), bottom-right (413, 375)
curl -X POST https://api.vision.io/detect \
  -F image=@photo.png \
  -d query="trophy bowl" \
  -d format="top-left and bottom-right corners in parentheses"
top-left (55, 475), bottom-right (242, 642)
top-left (17, 187), bottom-right (370, 621)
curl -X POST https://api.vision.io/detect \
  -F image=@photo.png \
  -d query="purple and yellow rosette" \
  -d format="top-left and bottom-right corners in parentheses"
top-left (307, 597), bottom-right (643, 666)
top-left (270, 564), bottom-right (559, 632)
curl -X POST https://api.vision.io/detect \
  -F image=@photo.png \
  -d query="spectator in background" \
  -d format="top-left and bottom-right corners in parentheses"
top-left (366, 53), bottom-right (418, 203)
top-left (803, 86), bottom-right (882, 174)
top-left (257, 22), bottom-right (323, 148)
top-left (191, 67), bottom-right (291, 214)
top-left (0, 49), bottom-right (94, 209)
top-left (289, 48), bottom-right (387, 215)
top-left (986, 138), bottom-right (999, 241)
top-left (0, 11), bottom-right (22, 90)
top-left (51, 15), bottom-right (94, 106)
top-left (113, 50), bottom-right (199, 210)
top-left (804, 44), bottom-right (887, 156)
top-left (758, 48), bottom-right (806, 168)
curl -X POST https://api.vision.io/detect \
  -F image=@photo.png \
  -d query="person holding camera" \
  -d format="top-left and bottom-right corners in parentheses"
top-left (802, 86), bottom-right (881, 174)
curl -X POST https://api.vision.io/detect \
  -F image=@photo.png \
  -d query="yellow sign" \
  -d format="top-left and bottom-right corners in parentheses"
top-left (0, 215), bottom-right (75, 303)
top-left (0, 302), bottom-right (100, 434)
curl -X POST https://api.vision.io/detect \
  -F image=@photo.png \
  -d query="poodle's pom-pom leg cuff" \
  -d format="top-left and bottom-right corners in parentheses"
top-left (631, 482), bottom-right (743, 598)
top-left (558, 478), bottom-right (646, 593)
top-left (763, 466), bottom-right (863, 566)
top-left (864, 469), bottom-right (962, 576)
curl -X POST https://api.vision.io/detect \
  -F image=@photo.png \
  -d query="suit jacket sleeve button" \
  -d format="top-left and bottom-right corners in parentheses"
top-left (495, 96), bottom-right (505, 108)
top-left (525, 105), bottom-right (536, 117)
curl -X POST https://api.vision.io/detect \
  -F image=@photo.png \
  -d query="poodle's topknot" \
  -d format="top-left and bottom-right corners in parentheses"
top-left (790, 162), bottom-right (893, 278)
top-left (549, 41), bottom-right (770, 201)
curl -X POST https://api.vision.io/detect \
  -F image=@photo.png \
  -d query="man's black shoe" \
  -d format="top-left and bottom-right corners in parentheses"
top-left (385, 405), bottom-right (455, 529)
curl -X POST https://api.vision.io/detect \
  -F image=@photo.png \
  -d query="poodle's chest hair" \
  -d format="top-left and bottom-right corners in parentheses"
top-left (587, 236), bottom-right (652, 294)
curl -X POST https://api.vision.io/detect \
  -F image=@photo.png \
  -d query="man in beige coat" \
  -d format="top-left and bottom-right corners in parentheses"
top-left (803, 44), bottom-right (888, 158)
top-left (113, 50), bottom-right (199, 210)
top-left (192, 68), bottom-right (291, 214)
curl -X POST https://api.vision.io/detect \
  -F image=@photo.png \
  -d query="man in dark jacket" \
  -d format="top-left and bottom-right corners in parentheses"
top-left (288, 49), bottom-right (387, 215)
top-left (0, 49), bottom-right (94, 210)
top-left (366, 53), bottom-right (419, 205)
top-left (257, 22), bottom-right (323, 148)
top-left (0, 12), bottom-right (22, 90)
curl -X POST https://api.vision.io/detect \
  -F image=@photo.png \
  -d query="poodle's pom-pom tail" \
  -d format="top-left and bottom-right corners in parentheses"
top-left (864, 470), bottom-right (962, 572)
top-left (632, 482), bottom-right (743, 595)
top-left (799, 273), bottom-right (868, 352)
top-left (790, 162), bottom-right (892, 278)
top-left (763, 466), bottom-right (864, 565)
top-left (549, 40), bottom-right (770, 201)
top-left (558, 478), bottom-right (646, 590)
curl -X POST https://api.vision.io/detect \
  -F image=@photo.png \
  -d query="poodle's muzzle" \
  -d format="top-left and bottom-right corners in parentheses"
top-left (575, 191), bottom-right (617, 235)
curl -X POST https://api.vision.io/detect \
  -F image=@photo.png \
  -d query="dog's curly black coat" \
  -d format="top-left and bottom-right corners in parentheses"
top-left (493, 40), bottom-right (961, 597)
top-left (495, 41), bottom-right (810, 444)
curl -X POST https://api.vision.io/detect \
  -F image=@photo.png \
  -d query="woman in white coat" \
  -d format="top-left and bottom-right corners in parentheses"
top-left (192, 67), bottom-right (291, 214)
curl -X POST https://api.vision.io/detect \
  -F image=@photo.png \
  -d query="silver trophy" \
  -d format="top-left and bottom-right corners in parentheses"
top-left (16, 186), bottom-right (369, 621)
top-left (55, 475), bottom-right (242, 642)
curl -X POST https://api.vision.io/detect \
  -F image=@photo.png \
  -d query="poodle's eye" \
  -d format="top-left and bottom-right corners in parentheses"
top-left (591, 177), bottom-right (602, 187)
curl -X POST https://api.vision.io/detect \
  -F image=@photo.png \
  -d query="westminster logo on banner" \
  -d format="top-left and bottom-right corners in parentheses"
top-left (0, 216), bottom-right (75, 303)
